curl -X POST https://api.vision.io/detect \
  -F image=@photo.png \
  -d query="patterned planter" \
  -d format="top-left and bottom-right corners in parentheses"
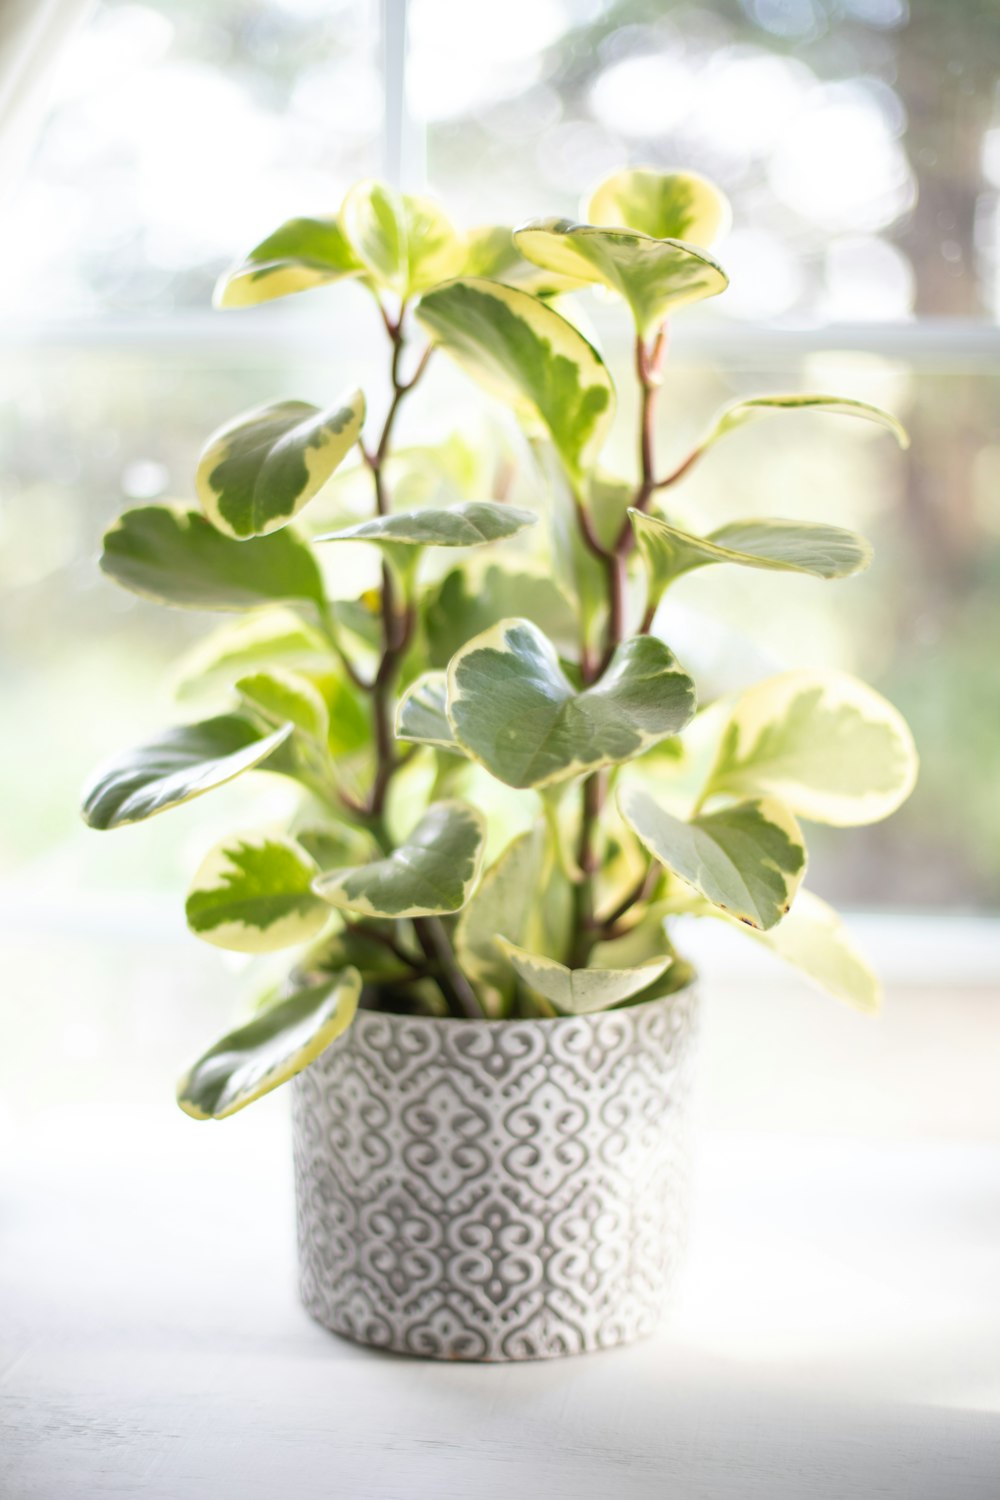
top-left (292, 986), bottom-right (699, 1361)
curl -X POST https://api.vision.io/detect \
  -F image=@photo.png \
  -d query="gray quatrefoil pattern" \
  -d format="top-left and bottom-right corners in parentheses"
top-left (292, 987), bottom-right (699, 1361)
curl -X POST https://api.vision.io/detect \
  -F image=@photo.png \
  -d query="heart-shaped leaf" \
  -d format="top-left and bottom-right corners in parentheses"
top-left (421, 560), bottom-right (577, 667)
top-left (174, 608), bottom-right (334, 700)
top-left (340, 180), bottom-right (464, 296)
top-left (82, 714), bottom-right (292, 830)
top-left (703, 670), bottom-right (918, 827)
top-left (176, 966), bottom-right (361, 1119)
top-left (619, 786), bottom-right (807, 931)
top-left (447, 619), bottom-right (696, 788)
top-left (197, 394), bottom-right (365, 540)
top-left (313, 800), bottom-right (486, 918)
top-left (417, 278), bottom-right (615, 483)
top-left (101, 504), bottom-right (324, 612)
top-left (236, 668), bottom-right (329, 742)
top-left (704, 394), bottom-right (909, 450)
top-left (185, 833), bottom-right (328, 953)
top-left (315, 501), bottom-right (536, 549)
top-left (395, 672), bottom-right (460, 752)
top-left (514, 218), bottom-right (728, 332)
top-left (720, 889), bottom-right (881, 1012)
top-left (454, 826), bottom-right (551, 1010)
top-left (214, 216), bottom-right (363, 309)
top-left (496, 937), bottom-right (670, 1016)
top-left (586, 167), bottom-right (731, 247)
top-left (630, 509), bottom-right (872, 608)
top-left (461, 225), bottom-right (590, 296)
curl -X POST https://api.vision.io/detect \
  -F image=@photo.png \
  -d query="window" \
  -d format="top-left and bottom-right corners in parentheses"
top-left (2, 0), bottom-right (998, 936)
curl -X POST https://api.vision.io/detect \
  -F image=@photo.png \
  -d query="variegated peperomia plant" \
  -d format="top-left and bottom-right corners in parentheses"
top-left (83, 168), bottom-right (918, 1120)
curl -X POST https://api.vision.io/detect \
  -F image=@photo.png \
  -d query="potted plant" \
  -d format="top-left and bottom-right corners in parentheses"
top-left (83, 168), bottom-right (917, 1361)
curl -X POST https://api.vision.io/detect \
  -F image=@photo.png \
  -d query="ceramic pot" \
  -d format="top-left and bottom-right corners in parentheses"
top-left (292, 986), bottom-right (698, 1361)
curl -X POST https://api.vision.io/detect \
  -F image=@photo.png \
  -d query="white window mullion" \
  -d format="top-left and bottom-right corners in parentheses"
top-left (380, 0), bottom-right (426, 192)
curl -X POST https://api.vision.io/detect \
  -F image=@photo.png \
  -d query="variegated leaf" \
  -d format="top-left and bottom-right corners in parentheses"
top-left (185, 833), bottom-right (327, 953)
top-left (395, 672), bottom-right (460, 752)
top-left (496, 937), bottom-right (670, 1016)
top-left (197, 394), bottom-right (365, 540)
top-left (461, 225), bottom-right (589, 296)
top-left (514, 218), bottom-right (728, 332)
top-left (214, 216), bottom-right (363, 309)
top-left (619, 785), bottom-right (807, 931)
top-left (703, 671), bottom-right (918, 827)
top-left (174, 608), bottom-right (334, 700)
top-left (704, 394), bottom-right (909, 450)
top-left (313, 800), bottom-right (486, 918)
top-left (81, 715), bottom-right (292, 830)
top-left (417, 278), bottom-right (615, 482)
top-left (421, 559), bottom-right (578, 667)
top-left (586, 167), bottom-right (731, 247)
top-left (454, 826), bottom-right (550, 1009)
top-left (630, 509), bottom-right (872, 608)
top-left (340, 180), bottom-right (464, 296)
top-left (726, 889), bottom-right (881, 1013)
top-left (101, 504), bottom-right (324, 611)
top-left (447, 619), bottom-right (696, 789)
top-left (237, 668), bottom-right (329, 742)
top-left (288, 924), bottom-right (415, 987)
top-left (315, 501), bottom-right (536, 549)
top-left (176, 966), bottom-right (360, 1120)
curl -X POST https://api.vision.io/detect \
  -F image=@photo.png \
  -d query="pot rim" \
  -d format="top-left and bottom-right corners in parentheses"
top-left (352, 981), bottom-right (697, 1032)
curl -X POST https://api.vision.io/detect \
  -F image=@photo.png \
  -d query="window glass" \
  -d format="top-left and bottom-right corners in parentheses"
top-left (1, 0), bottom-right (997, 920)
top-left (3, 0), bottom-right (381, 317)
top-left (421, 0), bottom-right (1000, 322)
top-left (1, 340), bottom-right (997, 911)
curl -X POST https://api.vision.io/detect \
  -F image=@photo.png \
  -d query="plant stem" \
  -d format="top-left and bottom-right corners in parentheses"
top-left (569, 322), bottom-right (669, 966)
top-left (592, 859), bottom-right (659, 938)
top-left (357, 299), bottom-right (429, 819)
top-left (347, 298), bottom-right (482, 1019)
top-left (613, 325), bottom-right (667, 557)
top-left (413, 917), bottom-right (482, 1019)
top-left (569, 772), bottom-right (603, 967)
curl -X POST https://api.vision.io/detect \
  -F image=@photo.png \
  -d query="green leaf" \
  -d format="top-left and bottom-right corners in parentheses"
top-left (461, 225), bottom-right (589, 296)
top-left (630, 509), bottom-right (872, 608)
top-left (296, 822), bottom-right (379, 871)
top-left (236, 668), bottom-right (329, 742)
top-left (81, 714), bottom-right (292, 831)
top-left (496, 937), bottom-right (671, 1016)
top-left (313, 800), bottom-right (486, 918)
top-left (704, 670), bottom-right (918, 827)
top-left (422, 559), bottom-right (578, 667)
top-left (514, 218), bottom-right (728, 333)
top-left (417, 277), bottom-right (615, 482)
top-left (185, 833), bottom-right (328, 953)
top-left (289, 925), bottom-right (416, 987)
top-left (196, 394), bottom-right (365, 540)
top-left (723, 889), bottom-right (881, 1013)
top-left (101, 504), bottom-right (324, 612)
top-left (315, 501), bottom-right (537, 549)
top-left (546, 472), bottom-right (632, 645)
top-left (395, 672), bottom-right (460, 752)
top-left (339, 180), bottom-right (463, 296)
top-left (704, 394), bottom-right (910, 450)
top-left (176, 967), bottom-right (360, 1119)
top-left (586, 167), bottom-right (731, 246)
top-left (214, 216), bottom-right (363, 309)
top-left (454, 826), bottom-right (549, 1009)
top-left (619, 786), bottom-right (807, 931)
top-left (174, 608), bottom-right (334, 700)
top-left (402, 193), bottom-right (466, 294)
top-left (447, 619), bottom-right (696, 789)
